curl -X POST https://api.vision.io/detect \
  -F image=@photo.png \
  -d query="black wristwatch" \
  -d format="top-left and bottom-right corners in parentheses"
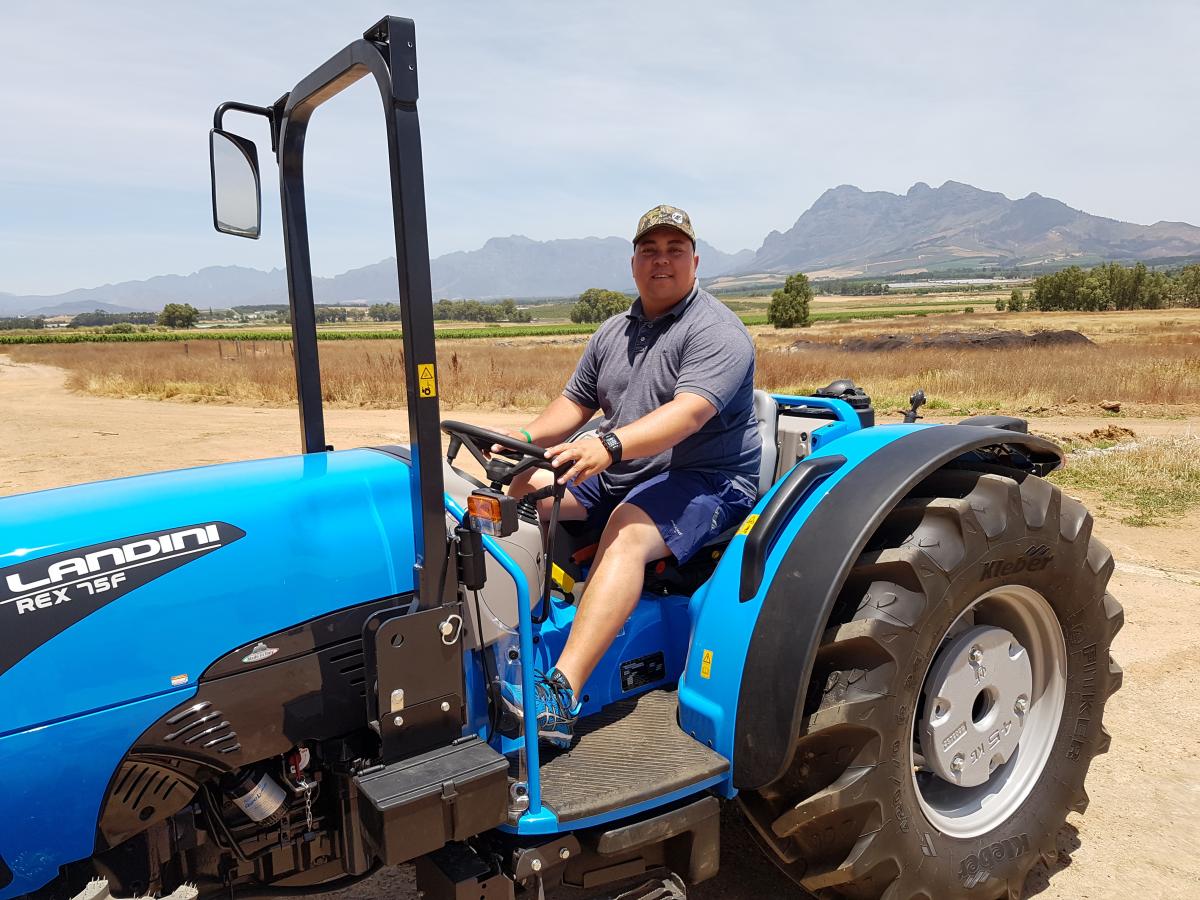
top-left (600, 431), bottom-right (623, 464)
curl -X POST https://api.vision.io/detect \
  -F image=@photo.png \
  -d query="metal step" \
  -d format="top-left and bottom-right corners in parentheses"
top-left (540, 690), bottom-right (728, 823)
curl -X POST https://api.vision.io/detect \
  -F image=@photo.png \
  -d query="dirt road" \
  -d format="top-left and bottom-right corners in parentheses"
top-left (3, 355), bottom-right (1198, 898)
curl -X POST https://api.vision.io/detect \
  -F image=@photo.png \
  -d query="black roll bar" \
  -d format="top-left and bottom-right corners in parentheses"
top-left (268, 16), bottom-right (450, 609)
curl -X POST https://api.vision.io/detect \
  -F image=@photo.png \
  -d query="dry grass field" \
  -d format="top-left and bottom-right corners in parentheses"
top-left (6, 308), bottom-right (1199, 418)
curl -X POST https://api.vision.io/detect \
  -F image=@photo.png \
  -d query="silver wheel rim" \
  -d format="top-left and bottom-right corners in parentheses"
top-left (910, 585), bottom-right (1067, 839)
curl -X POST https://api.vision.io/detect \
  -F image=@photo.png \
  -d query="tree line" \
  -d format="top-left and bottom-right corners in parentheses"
top-left (61, 307), bottom-right (200, 328)
top-left (1023, 262), bottom-right (1200, 311)
top-left (369, 298), bottom-right (532, 323)
top-left (0, 316), bottom-right (45, 329)
top-left (566, 282), bottom-right (818, 328)
top-left (68, 310), bottom-right (159, 327)
top-left (0, 307), bottom-right (202, 331)
top-left (815, 279), bottom-right (890, 296)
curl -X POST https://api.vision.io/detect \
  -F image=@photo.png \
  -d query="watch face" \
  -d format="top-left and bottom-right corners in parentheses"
top-left (602, 432), bottom-right (621, 460)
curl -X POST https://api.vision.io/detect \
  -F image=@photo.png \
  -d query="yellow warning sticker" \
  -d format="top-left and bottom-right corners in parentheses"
top-left (417, 363), bottom-right (437, 398)
top-left (735, 513), bottom-right (760, 537)
top-left (700, 649), bottom-right (714, 679)
top-left (551, 563), bottom-right (575, 593)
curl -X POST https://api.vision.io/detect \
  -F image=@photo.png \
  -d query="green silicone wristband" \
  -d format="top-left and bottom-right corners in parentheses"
top-left (519, 428), bottom-right (533, 444)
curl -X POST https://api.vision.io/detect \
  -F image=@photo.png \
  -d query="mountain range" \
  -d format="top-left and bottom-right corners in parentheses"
top-left (4, 181), bottom-right (1199, 315)
top-left (750, 181), bottom-right (1200, 276)
top-left (0, 239), bottom-right (753, 316)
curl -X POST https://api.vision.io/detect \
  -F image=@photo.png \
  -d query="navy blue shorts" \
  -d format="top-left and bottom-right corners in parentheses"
top-left (566, 470), bottom-right (756, 564)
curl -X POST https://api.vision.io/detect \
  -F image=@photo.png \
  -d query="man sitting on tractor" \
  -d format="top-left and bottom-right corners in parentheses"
top-left (499, 204), bottom-right (761, 748)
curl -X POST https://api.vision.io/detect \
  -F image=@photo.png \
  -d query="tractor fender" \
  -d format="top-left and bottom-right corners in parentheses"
top-left (676, 423), bottom-right (1062, 793)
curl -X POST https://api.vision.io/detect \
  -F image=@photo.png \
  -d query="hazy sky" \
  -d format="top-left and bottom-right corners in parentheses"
top-left (2, 1), bottom-right (1198, 295)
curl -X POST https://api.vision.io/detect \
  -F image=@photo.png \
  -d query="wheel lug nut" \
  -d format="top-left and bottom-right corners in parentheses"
top-left (969, 646), bottom-right (983, 664)
top-left (1015, 696), bottom-right (1028, 713)
top-left (951, 753), bottom-right (965, 771)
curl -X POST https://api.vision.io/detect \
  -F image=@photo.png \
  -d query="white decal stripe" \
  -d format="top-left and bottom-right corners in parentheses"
top-left (0, 545), bottom-right (219, 607)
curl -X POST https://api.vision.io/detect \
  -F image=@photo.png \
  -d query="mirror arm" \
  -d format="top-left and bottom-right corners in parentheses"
top-left (214, 100), bottom-right (281, 153)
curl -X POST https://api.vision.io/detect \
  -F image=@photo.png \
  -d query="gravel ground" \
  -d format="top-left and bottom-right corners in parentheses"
top-left (5, 356), bottom-right (1198, 899)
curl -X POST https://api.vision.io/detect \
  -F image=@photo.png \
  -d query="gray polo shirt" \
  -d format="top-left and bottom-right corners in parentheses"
top-left (563, 282), bottom-right (761, 498)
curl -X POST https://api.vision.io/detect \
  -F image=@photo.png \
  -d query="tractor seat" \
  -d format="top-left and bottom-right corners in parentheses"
top-left (751, 388), bottom-right (779, 497)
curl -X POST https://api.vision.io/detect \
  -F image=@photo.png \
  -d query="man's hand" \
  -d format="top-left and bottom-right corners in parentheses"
top-left (487, 396), bottom-right (596, 458)
top-left (544, 436), bottom-right (612, 486)
top-left (489, 429), bottom-right (542, 457)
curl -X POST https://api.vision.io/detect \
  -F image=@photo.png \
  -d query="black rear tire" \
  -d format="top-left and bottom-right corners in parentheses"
top-left (739, 469), bottom-right (1123, 899)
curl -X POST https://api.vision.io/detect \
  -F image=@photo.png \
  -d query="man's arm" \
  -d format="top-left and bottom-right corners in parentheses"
top-left (493, 329), bottom-right (601, 452)
top-left (522, 394), bottom-right (596, 446)
top-left (543, 392), bottom-right (715, 485)
top-left (610, 392), bottom-right (715, 458)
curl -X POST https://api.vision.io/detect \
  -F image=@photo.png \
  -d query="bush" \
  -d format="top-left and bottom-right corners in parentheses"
top-left (158, 303), bottom-right (200, 328)
top-left (106, 323), bottom-right (135, 334)
top-left (570, 288), bottom-right (631, 324)
top-left (767, 273), bottom-right (813, 328)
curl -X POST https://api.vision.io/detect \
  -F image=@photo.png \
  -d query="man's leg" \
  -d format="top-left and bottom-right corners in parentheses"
top-left (552, 501), bottom-right (669, 695)
top-left (497, 471), bottom-right (612, 747)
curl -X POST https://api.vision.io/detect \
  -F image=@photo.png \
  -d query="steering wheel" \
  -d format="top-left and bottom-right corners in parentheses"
top-left (441, 420), bottom-right (560, 487)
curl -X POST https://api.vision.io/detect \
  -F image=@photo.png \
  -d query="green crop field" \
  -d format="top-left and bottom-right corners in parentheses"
top-left (0, 298), bottom-right (991, 345)
top-left (0, 323), bottom-right (600, 345)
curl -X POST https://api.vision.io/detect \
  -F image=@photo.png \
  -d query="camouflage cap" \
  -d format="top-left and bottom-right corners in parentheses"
top-left (633, 204), bottom-right (696, 245)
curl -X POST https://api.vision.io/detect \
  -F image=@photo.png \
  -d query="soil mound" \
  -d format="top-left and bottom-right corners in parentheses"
top-left (1065, 425), bottom-right (1138, 447)
top-left (818, 329), bottom-right (1095, 353)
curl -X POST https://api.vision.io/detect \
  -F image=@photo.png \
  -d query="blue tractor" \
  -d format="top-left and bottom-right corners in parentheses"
top-left (0, 17), bottom-right (1121, 900)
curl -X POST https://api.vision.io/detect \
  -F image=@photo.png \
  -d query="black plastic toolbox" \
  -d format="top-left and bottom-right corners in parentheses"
top-left (355, 736), bottom-right (510, 865)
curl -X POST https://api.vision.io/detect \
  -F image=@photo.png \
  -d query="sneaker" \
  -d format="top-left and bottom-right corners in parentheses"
top-left (500, 668), bottom-right (582, 750)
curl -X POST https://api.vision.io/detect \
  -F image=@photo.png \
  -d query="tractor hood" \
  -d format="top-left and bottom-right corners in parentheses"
top-left (0, 448), bottom-right (417, 733)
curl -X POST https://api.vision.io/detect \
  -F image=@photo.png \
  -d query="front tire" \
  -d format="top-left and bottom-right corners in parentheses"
top-left (740, 469), bottom-right (1123, 898)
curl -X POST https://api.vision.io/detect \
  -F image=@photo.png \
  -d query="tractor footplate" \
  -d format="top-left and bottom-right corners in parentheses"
top-left (539, 689), bottom-right (727, 823)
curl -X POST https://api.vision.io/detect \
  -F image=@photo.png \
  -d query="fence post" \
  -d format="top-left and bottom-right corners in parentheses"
top-left (184, 342), bottom-right (189, 356)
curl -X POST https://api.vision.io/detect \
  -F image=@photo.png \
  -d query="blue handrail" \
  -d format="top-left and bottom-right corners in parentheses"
top-left (770, 393), bottom-right (859, 425)
top-left (444, 495), bottom-right (542, 814)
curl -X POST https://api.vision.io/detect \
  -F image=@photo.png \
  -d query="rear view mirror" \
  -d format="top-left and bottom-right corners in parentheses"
top-left (209, 129), bottom-right (261, 239)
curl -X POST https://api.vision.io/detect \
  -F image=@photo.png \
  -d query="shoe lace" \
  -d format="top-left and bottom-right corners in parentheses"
top-left (535, 671), bottom-right (574, 717)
